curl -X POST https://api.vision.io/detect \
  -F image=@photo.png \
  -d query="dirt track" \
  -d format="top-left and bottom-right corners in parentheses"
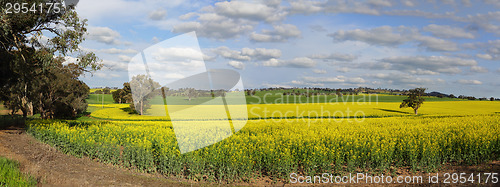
top-left (0, 128), bottom-right (190, 186)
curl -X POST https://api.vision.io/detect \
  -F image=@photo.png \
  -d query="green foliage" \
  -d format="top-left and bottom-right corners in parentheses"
top-left (0, 0), bottom-right (100, 119)
top-left (0, 156), bottom-right (37, 187)
top-left (400, 88), bottom-right (426, 115)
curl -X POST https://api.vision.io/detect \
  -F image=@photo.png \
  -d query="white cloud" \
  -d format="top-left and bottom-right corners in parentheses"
top-left (312, 69), bottom-right (327, 74)
top-left (95, 72), bottom-right (121, 79)
top-left (213, 46), bottom-right (281, 61)
top-left (214, 1), bottom-right (286, 22)
top-left (100, 48), bottom-right (138, 54)
top-left (302, 76), bottom-right (366, 84)
top-left (173, 1), bottom-right (286, 40)
top-left (415, 36), bottom-right (459, 51)
top-left (149, 9), bottom-right (167, 20)
top-left (336, 67), bottom-right (350, 73)
top-left (401, 0), bottom-right (416, 6)
top-left (63, 56), bottom-right (79, 65)
top-left (118, 55), bottom-right (132, 62)
top-left (367, 0), bottom-right (393, 7)
top-left (476, 53), bottom-right (493, 60)
top-left (101, 60), bottom-right (128, 71)
top-left (368, 73), bottom-right (445, 86)
top-left (87, 27), bottom-right (123, 45)
top-left (241, 48), bottom-right (281, 60)
top-left (289, 0), bottom-right (324, 14)
top-left (423, 24), bottom-right (475, 39)
top-left (329, 26), bottom-right (415, 46)
top-left (76, 0), bottom-right (186, 24)
top-left (310, 53), bottom-right (358, 62)
top-left (470, 66), bottom-right (489, 73)
top-left (213, 46), bottom-right (251, 61)
top-left (330, 26), bottom-right (460, 51)
top-left (228, 61), bottom-right (245, 70)
top-left (457, 79), bottom-right (482, 85)
top-left (173, 19), bottom-right (254, 40)
top-left (250, 24), bottom-right (301, 42)
top-left (152, 47), bottom-right (204, 61)
top-left (262, 57), bottom-right (316, 68)
top-left (379, 56), bottom-right (477, 74)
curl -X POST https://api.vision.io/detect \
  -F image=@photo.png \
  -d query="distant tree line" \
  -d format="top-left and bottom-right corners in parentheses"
top-left (244, 87), bottom-right (499, 101)
top-left (111, 75), bottom-right (232, 115)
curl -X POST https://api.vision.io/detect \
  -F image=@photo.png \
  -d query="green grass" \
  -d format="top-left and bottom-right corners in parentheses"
top-left (86, 94), bottom-right (115, 105)
top-left (0, 157), bottom-right (37, 187)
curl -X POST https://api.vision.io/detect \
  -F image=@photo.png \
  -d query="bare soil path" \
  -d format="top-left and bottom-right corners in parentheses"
top-left (0, 127), bottom-right (191, 186)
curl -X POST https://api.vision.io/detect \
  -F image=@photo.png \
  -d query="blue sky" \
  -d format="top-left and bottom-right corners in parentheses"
top-left (72, 0), bottom-right (500, 98)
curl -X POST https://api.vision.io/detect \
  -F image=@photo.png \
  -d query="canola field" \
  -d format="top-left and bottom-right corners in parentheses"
top-left (26, 98), bottom-right (500, 182)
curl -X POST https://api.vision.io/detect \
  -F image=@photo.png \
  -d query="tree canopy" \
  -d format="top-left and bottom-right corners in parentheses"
top-left (0, 0), bottom-right (101, 119)
top-left (400, 88), bottom-right (426, 115)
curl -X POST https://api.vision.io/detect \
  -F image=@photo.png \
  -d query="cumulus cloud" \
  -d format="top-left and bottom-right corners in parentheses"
top-left (423, 24), bottom-right (475, 39)
top-left (213, 46), bottom-right (281, 61)
top-left (101, 60), bottom-right (128, 71)
top-left (367, 0), bottom-right (393, 7)
top-left (241, 48), bottom-right (281, 60)
top-left (470, 66), bottom-right (489, 73)
top-left (476, 53), bottom-right (493, 60)
top-left (149, 9), bottom-right (167, 20)
top-left (457, 79), bottom-right (482, 85)
top-left (173, 1), bottom-right (286, 40)
top-left (368, 73), bottom-right (445, 86)
top-left (329, 26), bottom-right (415, 46)
top-left (118, 55), bottom-right (132, 62)
top-left (415, 36), bottom-right (459, 51)
top-left (329, 25), bottom-right (460, 51)
top-left (302, 76), bottom-right (366, 84)
top-left (214, 1), bottom-right (286, 22)
top-left (310, 53), bottom-right (358, 62)
top-left (152, 47), bottom-right (205, 61)
top-left (173, 19), bottom-right (254, 40)
top-left (228, 61), bottom-right (245, 70)
top-left (467, 40), bottom-right (500, 60)
top-left (312, 69), bottom-right (327, 74)
top-left (289, 0), bottom-right (324, 14)
top-left (378, 56), bottom-right (477, 74)
top-left (99, 48), bottom-right (138, 54)
top-left (213, 46), bottom-right (251, 61)
top-left (250, 24), bottom-right (301, 42)
top-left (336, 67), bottom-right (350, 73)
top-left (262, 57), bottom-right (316, 68)
top-left (87, 27), bottom-right (123, 45)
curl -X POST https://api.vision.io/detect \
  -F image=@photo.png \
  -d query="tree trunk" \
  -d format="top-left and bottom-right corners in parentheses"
top-left (140, 100), bottom-right (143, 115)
top-left (414, 108), bottom-right (418, 115)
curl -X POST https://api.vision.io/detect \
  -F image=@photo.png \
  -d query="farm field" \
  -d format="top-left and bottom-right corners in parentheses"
top-left (28, 114), bottom-right (500, 182)
top-left (24, 94), bottom-right (500, 183)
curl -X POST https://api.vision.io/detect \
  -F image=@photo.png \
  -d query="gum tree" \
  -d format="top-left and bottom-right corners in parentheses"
top-left (0, 0), bottom-right (101, 118)
top-left (400, 88), bottom-right (426, 115)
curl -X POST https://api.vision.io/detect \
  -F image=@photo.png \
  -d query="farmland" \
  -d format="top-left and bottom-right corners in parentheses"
top-left (22, 92), bottom-right (500, 183)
